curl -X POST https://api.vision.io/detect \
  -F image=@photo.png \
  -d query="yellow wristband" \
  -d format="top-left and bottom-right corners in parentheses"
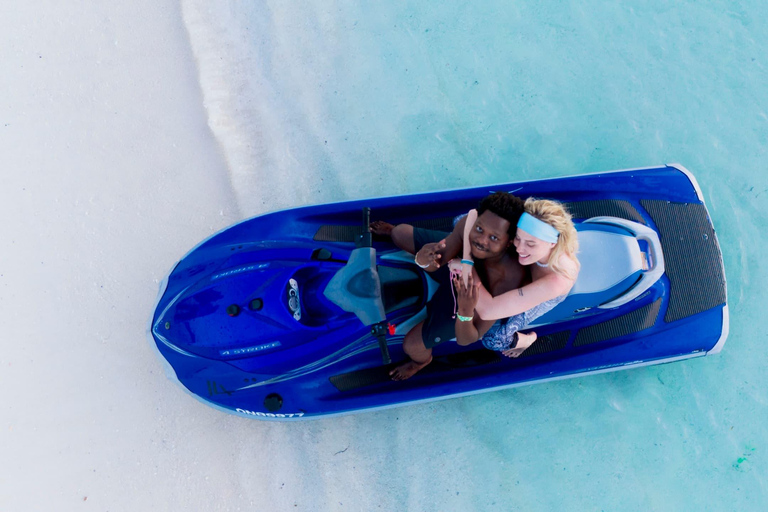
top-left (456, 314), bottom-right (474, 322)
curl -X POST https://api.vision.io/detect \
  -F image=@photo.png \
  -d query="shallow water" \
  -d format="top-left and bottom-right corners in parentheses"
top-left (180, 0), bottom-right (767, 509)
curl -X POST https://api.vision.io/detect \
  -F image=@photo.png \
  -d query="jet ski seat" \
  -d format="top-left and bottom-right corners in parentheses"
top-left (532, 223), bottom-right (646, 325)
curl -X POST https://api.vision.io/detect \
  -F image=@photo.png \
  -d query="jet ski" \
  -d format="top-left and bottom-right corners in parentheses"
top-left (149, 164), bottom-right (727, 420)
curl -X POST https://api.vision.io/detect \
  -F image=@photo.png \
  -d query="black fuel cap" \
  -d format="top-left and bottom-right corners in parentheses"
top-left (264, 393), bottom-right (283, 412)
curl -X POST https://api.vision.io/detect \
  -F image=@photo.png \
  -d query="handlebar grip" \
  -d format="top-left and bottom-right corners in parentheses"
top-left (371, 322), bottom-right (391, 365)
top-left (357, 207), bottom-right (373, 248)
top-left (378, 337), bottom-right (391, 365)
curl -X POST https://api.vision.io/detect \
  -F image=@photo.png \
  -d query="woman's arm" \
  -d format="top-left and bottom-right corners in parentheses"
top-left (474, 272), bottom-right (572, 320)
top-left (460, 209), bottom-right (477, 286)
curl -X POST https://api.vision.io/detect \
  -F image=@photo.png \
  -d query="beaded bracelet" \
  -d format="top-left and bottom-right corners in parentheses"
top-left (456, 314), bottom-right (474, 322)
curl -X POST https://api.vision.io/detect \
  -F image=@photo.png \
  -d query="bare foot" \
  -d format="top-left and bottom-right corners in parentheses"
top-left (370, 221), bottom-right (395, 236)
top-left (502, 332), bottom-right (538, 358)
top-left (389, 356), bottom-right (433, 380)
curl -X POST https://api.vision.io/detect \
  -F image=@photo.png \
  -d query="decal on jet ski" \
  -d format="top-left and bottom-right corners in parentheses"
top-left (207, 381), bottom-right (233, 396)
top-left (212, 263), bottom-right (270, 280)
top-left (220, 341), bottom-right (282, 356)
top-left (236, 408), bottom-right (305, 418)
top-left (634, 290), bottom-right (651, 302)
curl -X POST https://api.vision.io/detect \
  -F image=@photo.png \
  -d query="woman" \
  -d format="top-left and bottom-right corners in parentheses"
top-left (451, 198), bottom-right (579, 357)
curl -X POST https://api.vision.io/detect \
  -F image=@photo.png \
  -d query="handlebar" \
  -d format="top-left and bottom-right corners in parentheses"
top-left (361, 208), bottom-right (390, 364)
top-left (324, 207), bottom-right (391, 365)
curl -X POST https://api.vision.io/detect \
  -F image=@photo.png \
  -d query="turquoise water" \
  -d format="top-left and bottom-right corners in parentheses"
top-left (182, 1), bottom-right (767, 509)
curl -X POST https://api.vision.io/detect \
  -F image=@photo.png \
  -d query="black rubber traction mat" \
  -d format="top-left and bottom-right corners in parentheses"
top-left (313, 224), bottom-right (362, 243)
top-left (328, 364), bottom-right (392, 392)
top-left (640, 200), bottom-right (727, 323)
top-left (519, 330), bottom-right (571, 357)
top-left (328, 330), bottom-right (571, 392)
top-left (328, 349), bottom-right (500, 392)
top-left (573, 298), bottom-right (662, 347)
top-left (313, 199), bottom-right (645, 242)
top-left (314, 217), bottom-right (456, 242)
top-left (564, 199), bottom-right (645, 224)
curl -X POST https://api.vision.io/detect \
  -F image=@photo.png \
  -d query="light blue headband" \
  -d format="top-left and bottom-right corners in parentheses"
top-left (517, 212), bottom-right (559, 244)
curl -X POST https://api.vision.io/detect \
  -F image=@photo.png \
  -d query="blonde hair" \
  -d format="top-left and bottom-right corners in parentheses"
top-left (524, 198), bottom-right (580, 281)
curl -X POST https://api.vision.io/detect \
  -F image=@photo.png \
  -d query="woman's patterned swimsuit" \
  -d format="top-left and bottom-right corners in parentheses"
top-left (480, 294), bottom-right (567, 351)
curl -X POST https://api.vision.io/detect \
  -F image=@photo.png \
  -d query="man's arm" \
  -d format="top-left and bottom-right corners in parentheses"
top-left (453, 270), bottom-right (495, 346)
top-left (414, 213), bottom-right (469, 271)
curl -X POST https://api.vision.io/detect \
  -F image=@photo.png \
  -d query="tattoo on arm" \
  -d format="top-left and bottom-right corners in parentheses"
top-left (518, 288), bottom-right (524, 297)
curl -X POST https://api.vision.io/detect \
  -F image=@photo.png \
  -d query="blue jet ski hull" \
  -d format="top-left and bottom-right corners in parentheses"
top-left (149, 164), bottom-right (727, 420)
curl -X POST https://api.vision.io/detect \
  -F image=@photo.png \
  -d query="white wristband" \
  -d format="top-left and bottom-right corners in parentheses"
top-left (415, 252), bottom-right (431, 269)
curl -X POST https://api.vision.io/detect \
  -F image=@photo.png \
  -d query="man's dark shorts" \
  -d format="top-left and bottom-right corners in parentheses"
top-left (413, 227), bottom-right (458, 349)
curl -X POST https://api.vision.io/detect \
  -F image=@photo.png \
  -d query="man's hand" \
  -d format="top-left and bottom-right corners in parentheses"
top-left (453, 270), bottom-right (480, 316)
top-left (416, 239), bottom-right (447, 269)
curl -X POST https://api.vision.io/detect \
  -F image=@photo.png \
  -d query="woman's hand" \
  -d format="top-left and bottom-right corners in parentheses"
top-left (416, 239), bottom-right (446, 269)
top-left (453, 270), bottom-right (481, 317)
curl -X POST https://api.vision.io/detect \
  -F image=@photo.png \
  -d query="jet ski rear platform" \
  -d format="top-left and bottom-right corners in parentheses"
top-left (149, 164), bottom-right (727, 420)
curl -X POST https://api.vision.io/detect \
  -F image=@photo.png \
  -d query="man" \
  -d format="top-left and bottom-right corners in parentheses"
top-left (371, 192), bottom-right (529, 380)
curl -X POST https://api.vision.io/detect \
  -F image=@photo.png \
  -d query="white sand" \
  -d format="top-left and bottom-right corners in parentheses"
top-left (0, 1), bottom-right (242, 509)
